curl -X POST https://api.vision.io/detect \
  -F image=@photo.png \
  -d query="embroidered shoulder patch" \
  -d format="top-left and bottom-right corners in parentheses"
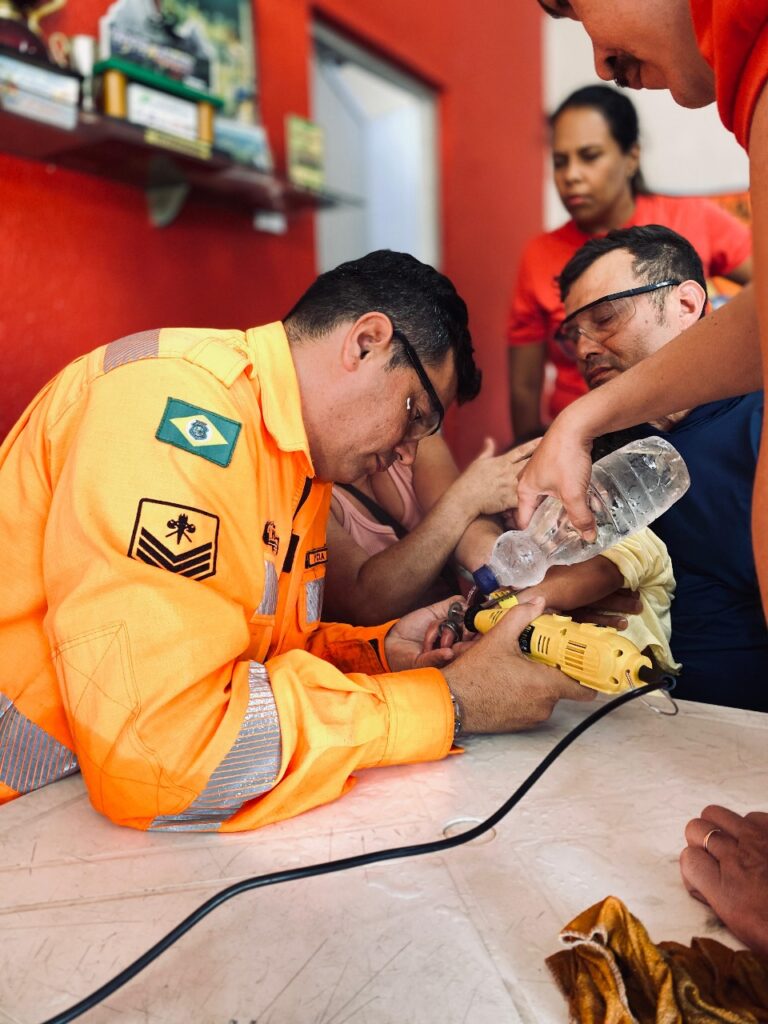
top-left (156, 397), bottom-right (241, 467)
top-left (128, 499), bottom-right (219, 580)
top-left (305, 547), bottom-right (327, 569)
top-left (262, 521), bottom-right (280, 555)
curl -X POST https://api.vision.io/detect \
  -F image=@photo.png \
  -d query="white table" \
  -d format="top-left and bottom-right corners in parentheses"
top-left (1, 695), bottom-right (766, 1024)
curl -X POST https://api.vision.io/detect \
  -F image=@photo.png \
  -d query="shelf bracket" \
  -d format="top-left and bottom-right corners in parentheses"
top-left (146, 181), bottom-right (191, 227)
top-left (144, 154), bottom-right (191, 227)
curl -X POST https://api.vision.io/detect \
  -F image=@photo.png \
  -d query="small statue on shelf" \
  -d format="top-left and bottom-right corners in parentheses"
top-left (0, 0), bottom-right (66, 62)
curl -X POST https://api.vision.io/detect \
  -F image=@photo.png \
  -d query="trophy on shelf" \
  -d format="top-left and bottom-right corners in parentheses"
top-left (0, 0), bottom-right (66, 62)
top-left (0, 0), bottom-right (81, 130)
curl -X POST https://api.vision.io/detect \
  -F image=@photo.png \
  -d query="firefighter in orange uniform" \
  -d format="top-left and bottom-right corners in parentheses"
top-left (0, 250), bottom-right (588, 832)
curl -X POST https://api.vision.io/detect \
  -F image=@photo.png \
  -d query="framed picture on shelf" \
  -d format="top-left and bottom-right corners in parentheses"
top-left (285, 114), bottom-right (325, 191)
top-left (99, 0), bottom-right (257, 119)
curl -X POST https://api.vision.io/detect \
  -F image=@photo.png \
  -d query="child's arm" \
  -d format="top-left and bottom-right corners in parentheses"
top-left (519, 529), bottom-right (679, 673)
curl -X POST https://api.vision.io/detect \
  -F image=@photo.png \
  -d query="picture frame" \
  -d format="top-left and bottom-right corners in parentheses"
top-left (99, 0), bottom-right (257, 119)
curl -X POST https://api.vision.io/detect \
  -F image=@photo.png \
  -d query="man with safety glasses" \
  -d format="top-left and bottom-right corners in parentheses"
top-left (557, 224), bottom-right (767, 711)
top-left (0, 248), bottom-right (592, 833)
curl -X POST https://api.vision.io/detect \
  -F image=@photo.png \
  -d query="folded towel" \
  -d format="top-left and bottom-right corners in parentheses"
top-left (547, 895), bottom-right (768, 1022)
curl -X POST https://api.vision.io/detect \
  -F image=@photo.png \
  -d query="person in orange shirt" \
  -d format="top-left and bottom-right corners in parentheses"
top-left (507, 84), bottom-right (752, 441)
top-left (0, 249), bottom-right (591, 834)
top-left (527, 0), bottom-right (768, 960)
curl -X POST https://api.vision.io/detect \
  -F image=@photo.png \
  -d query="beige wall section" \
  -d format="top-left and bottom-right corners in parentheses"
top-left (543, 19), bottom-right (750, 230)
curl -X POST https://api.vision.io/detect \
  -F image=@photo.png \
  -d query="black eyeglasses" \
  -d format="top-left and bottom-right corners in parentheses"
top-left (555, 279), bottom-right (681, 357)
top-left (391, 327), bottom-right (445, 440)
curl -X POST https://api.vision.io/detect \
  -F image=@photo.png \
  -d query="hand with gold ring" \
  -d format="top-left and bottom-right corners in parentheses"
top-left (680, 804), bottom-right (768, 958)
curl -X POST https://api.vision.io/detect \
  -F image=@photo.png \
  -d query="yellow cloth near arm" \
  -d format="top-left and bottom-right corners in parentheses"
top-left (546, 895), bottom-right (768, 1023)
top-left (600, 528), bottom-right (681, 674)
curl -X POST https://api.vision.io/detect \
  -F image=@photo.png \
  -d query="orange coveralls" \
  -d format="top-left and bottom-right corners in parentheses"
top-left (0, 323), bottom-right (454, 830)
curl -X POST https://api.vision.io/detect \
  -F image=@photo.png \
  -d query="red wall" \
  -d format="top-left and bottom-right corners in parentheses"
top-left (0, 0), bottom-right (543, 465)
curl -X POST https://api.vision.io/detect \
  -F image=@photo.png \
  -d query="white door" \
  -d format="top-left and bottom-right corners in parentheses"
top-left (312, 22), bottom-right (440, 272)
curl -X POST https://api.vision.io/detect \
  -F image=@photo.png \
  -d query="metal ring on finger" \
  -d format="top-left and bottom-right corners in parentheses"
top-left (436, 600), bottom-right (466, 647)
top-left (703, 827), bottom-right (723, 854)
top-left (438, 619), bottom-right (462, 645)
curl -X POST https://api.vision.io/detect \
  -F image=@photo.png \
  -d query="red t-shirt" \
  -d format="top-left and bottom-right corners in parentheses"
top-left (690, 0), bottom-right (768, 150)
top-left (507, 193), bottom-right (752, 420)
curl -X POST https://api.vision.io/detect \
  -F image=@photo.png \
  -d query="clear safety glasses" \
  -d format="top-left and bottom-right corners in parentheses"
top-left (555, 279), bottom-right (681, 359)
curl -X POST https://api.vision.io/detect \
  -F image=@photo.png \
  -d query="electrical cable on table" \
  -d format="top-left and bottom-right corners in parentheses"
top-left (41, 679), bottom-right (675, 1024)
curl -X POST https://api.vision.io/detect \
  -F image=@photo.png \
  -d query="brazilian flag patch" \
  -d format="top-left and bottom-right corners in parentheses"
top-left (156, 397), bottom-right (241, 467)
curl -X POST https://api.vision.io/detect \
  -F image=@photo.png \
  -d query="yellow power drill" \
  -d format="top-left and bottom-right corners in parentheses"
top-left (464, 587), bottom-right (654, 695)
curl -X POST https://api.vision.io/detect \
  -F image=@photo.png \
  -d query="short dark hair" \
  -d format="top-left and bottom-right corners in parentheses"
top-left (551, 85), bottom-right (649, 197)
top-left (283, 250), bottom-right (481, 404)
top-left (558, 224), bottom-right (708, 319)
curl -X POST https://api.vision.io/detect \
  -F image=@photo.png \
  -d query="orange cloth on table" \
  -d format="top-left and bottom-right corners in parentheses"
top-left (547, 895), bottom-right (768, 1022)
top-left (507, 194), bottom-right (752, 421)
top-left (0, 323), bottom-right (454, 831)
top-left (689, 0), bottom-right (768, 150)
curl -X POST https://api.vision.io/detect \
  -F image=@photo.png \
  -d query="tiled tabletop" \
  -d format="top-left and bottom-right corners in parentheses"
top-left (2, 694), bottom-right (766, 1023)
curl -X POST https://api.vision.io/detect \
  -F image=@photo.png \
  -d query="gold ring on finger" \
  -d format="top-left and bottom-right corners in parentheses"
top-left (703, 827), bottom-right (723, 854)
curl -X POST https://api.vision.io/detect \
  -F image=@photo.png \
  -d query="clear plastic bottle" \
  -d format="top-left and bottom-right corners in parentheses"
top-left (474, 436), bottom-right (690, 592)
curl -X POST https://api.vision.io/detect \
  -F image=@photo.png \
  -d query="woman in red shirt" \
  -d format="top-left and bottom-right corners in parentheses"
top-left (507, 84), bottom-right (752, 440)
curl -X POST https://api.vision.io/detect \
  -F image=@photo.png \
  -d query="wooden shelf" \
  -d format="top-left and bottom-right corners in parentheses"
top-left (0, 106), bottom-right (358, 224)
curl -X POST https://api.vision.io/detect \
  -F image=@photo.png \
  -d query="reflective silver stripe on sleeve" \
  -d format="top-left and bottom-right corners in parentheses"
top-left (254, 560), bottom-right (278, 616)
top-left (103, 329), bottom-right (160, 373)
top-left (149, 662), bottom-right (281, 831)
top-left (305, 578), bottom-right (324, 625)
top-left (0, 693), bottom-right (79, 794)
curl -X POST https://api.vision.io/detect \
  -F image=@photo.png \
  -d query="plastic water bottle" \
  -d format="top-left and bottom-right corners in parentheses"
top-left (473, 436), bottom-right (690, 593)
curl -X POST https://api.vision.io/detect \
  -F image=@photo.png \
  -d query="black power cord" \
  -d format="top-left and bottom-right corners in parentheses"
top-left (41, 681), bottom-right (672, 1024)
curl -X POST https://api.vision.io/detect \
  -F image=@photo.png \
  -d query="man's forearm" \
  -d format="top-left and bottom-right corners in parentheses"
top-left (564, 285), bottom-right (761, 442)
